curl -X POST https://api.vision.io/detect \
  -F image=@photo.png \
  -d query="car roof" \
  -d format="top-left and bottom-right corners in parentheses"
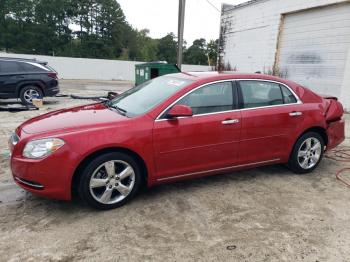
top-left (171, 71), bottom-right (298, 87)
top-left (0, 57), bottom-right (47, 65)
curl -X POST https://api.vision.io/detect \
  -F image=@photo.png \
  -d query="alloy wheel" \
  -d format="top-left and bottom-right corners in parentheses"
top-left (23, 89), bottom-right (40, 103)
top-left (89, 160), bottom-right (135, 205)
top-left (297, 137), bottom-right (322, 169)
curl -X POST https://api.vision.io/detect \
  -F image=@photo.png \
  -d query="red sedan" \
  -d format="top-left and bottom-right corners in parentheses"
top-left (9, 72), bottom-right (345, 209)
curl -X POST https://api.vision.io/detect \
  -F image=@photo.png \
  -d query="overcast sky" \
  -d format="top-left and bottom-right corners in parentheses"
top-left (117, 0), bottom-right (247, 45)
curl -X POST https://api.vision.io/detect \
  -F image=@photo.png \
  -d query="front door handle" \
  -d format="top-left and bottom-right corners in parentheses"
top-left (289, 111), bottom-right (303, 117)
top-left (222, 119), bottom-right (240, 125)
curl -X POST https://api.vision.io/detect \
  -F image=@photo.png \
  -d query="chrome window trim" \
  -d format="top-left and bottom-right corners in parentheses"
top-left (156, 158), bottom-right (281, 181)
top-left (238, 79), bottom-right (302, 109)
top-left (155, 79), bottom-right (302, 122)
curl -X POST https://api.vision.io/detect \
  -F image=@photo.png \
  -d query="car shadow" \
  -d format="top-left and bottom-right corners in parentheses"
top-left (140, 164), bottom-right (292, 199)
top-left (0, 164), bottom-right (299, 216)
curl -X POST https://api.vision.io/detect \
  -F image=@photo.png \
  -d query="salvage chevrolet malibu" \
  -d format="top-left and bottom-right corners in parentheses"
top-left (9, 72), bottom-right (345, 209)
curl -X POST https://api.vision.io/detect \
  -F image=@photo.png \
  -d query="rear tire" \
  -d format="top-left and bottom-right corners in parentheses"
top-left (288, 132), bottom-right (325, 174)
top-left (20, 86), bottom-right (43, 105)
top-left (78, 152), bottom-right (142, 210)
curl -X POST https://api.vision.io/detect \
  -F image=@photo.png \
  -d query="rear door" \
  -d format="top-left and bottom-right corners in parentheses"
top-left (153, 81), bottom-right (241, 180)
top-left (237, 80), bottom-right (304, 164)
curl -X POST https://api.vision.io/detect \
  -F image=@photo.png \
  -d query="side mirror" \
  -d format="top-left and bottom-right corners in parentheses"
top-left (167, 104), bottom-right (193, 118)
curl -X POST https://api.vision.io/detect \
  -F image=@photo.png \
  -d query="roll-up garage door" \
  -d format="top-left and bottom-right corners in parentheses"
top-left (277, 3), bottom-right (350, 97)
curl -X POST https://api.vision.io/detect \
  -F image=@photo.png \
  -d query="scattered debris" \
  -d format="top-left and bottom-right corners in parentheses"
top-left (70, 94), bottom-right (105, 100)
top-left (336, 168), bottom-right (350, 187)
top-left (226, 245), bottom-right (237, 251)
top-left (32, 98), bottom-right (43, 108)
top-left (325, 146), bottom-right (350, 187)
top-left (1, 150), bottom-right (11, 159)
top-left (54, 94), bottom-right (70, 98)
top-left (70, 91), bottom-right (119, 101)
top-left (0, 105), bottom-right (39, 112)
top-left (107, 91), bottom-right (119, 100)
top-left (0, 92), bottom-right (120, 112)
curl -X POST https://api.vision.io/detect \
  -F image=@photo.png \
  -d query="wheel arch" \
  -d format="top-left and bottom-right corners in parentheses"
top-left (16, 81), bottom-right (45, 97)
top-left (289, 126), bottom-right (328, 159)
top-left (71, 147), bottom-right (148, 198)
top-left (298, 126), bottom-right (328, 146)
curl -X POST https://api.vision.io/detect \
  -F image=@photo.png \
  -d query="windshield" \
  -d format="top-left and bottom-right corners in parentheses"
top-left (107, 75), bottom-right (192, 117)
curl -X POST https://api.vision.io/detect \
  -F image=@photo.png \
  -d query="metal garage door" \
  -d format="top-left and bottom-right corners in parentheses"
top-left (277, 3), bottom-right (350, 97)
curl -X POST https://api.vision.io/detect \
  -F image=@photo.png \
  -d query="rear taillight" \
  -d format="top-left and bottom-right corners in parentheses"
top-left (47, 73), bottom-right (58, 79)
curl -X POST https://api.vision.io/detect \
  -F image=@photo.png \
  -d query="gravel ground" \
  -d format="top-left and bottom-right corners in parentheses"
top-left (0, 80), bottom-right (349, 262)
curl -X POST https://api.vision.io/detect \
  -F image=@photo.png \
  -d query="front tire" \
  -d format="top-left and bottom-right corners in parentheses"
top-left (78, 152), bottom-right (142, 210)
top-left (288, 132), bottom-right (325, 174)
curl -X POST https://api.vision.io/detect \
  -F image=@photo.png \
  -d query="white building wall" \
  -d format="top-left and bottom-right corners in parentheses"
top-left (277, 4), bottom-right (350, 98)
top-left (221, 0), bottom-right (350, 109)
top-left (0, 53), bottom-right (211, 82)
top-left (341, 48), bottom-right (350, 108)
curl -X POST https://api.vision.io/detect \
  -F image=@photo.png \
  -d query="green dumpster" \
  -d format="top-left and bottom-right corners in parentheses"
top-left (135, 62), bottom-right (180, 85)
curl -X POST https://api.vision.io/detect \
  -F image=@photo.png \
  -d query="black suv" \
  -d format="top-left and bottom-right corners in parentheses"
top-left (0, 57), bottom-right (59, 105)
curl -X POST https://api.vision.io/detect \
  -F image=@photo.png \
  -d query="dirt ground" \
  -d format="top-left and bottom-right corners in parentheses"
top-left (0, 80), bottom-right (349, 262)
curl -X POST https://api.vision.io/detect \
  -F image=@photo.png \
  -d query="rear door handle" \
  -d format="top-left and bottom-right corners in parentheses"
top-left (222, 119), bottom-right (240, 125)
top-left (289, 111), bottom-right (303, 117)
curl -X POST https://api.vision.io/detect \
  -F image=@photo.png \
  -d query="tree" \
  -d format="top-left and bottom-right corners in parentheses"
top-left (0, 1), bottom-right (215, 64)
top-left (157, 33), bottom-right (177, 63)
top-left (135, 29), bottom-right (158, 62)
top-left (184, 38), bottom-right (208, 65)
top-left (207, 39), bottom-right (218, 67)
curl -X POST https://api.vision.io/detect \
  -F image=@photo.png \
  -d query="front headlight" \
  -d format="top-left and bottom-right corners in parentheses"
top-left (23, 138), bottom-right (65, 159)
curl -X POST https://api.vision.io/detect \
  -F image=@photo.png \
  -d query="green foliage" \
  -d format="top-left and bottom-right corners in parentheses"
top-left (207, 39), bottom-right (218, 66)
top-left (157, 33), bottom-right (177, 64)
top-left (184, 38), bottom-right (207, 65)
top-left (135, 29), bottom-right (158, 62)
top-left (184, 38), bottom-right (218, 66)
top-left (0, 0), bottom-right (217, 65)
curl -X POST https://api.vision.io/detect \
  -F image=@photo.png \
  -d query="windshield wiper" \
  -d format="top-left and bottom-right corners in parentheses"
top-left (108, 103), bottom-right (127, 116)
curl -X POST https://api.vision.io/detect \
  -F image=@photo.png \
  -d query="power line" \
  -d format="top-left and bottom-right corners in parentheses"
top-left (204, 0), bottom-right (221, 13)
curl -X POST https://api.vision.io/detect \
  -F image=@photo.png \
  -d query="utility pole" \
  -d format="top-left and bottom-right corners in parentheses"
top-left (177, 0), bottom-right (186, 70)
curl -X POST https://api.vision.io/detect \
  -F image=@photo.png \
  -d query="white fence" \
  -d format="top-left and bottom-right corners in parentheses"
top-left (0, 53), bottom-right (211, 81)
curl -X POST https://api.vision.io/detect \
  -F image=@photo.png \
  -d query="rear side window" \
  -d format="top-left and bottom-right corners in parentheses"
top-left (20, 62), bottom-right (49, 72)
top-left (0, 61), bottom-right (22, 73)
top-left (281, 85), bottom-right (297, 104)
top-left (176, 81), bottom-right (234, 115)
top-left (240, 81), bottom-right (283, 108)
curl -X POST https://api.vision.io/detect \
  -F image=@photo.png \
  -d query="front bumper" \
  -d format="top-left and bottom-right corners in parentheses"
top-left (11, 147), bottom-right (79, 201)
top-left (326, 119), bottom-right (345, 151)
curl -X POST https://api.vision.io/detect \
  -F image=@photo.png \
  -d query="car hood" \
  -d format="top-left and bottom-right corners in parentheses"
top-left (19, 103), bottom-right (128, 135)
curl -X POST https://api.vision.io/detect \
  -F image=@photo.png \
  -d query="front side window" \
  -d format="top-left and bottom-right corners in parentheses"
top-left (239, 81), bottom-right (287, 108)
top-left (108, 75), bottom-right (192, 117)
top-left (175, 81), bottom-right (234, 115)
